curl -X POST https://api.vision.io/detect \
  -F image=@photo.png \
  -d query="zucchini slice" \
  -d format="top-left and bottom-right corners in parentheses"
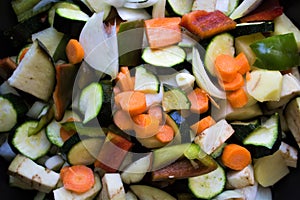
top-left (53, 8), bottom-right (90, 37)
top-left (0, 94), bottom-right (28, 132)
top-left (12, 121), bottom-right (51, 160)
top-left (231, 21), bottom-right (274, 37)
top-left (162, 88), bottom-right (191, 112)
top-left (243, 113), bottom-right (281, 158)
top-left (79, 82), bottom-right (103, 124)
top-left (142, 45), bottom-right (186, 67)
top-left (46, 110), bottom-right (81, 147)
top-left (48, 2), bottom-right (81, 26)
top-left (231, 119), bottom-right (260, 142)
top-left (134, 66), bottom-right (160, 93)
top-left (188, 164), bottom-right (226, 199)
top-left (204, 33), bottom-right (235, 76)
top-left (67, 137), bottom-right (104, 165)
top-left (167, 0), bottom-right (193, 16)
top-left (8, 40), bottom-right (55, 101)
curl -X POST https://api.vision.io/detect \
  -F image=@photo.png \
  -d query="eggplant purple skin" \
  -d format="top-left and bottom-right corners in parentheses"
top-left (0, 0), bottom-right (300, 199)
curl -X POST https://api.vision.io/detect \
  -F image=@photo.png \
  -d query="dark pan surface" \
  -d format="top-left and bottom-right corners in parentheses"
top-left (0, 0), bottom-right (300, 199)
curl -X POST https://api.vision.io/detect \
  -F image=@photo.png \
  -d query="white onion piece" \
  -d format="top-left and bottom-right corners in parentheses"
top-left (116, 7), bottom-right (151, 21)
top-left (192, 47), bottom-right (226, 99)
top-left (229, 0), bottom-right (264, 20)
top-left (124, 0), bottom-right (159, 9)
top-left (79, 12), bottom-right (119, 79)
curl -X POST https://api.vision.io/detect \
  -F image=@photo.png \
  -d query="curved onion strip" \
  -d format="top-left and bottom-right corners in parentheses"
top-left (124, 0), bottom-right (159, 9)
top-left (192, 47), bottom-right (226, 99)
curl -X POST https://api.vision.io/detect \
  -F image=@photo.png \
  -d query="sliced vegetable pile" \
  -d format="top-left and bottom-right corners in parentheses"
top-left (1, 0), bottom-right (300, 199)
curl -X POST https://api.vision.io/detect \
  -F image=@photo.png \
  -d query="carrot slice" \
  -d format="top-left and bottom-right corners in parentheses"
top-left (61, 165), bottom-right (95, 193)
top-left (221, 143), bottom-right (251, 170)
top-left (113, 109), bottom-right (133, 131)
top-left (190, 116), bottom-right (216, 135)
top-left (235, 52), bottom-right (251, 75)
top-left (114, 91), bottom-right (147, 116)
top-left (180, 10), bottom-right (236, 39)
top-left (155, 125), bottom-right (174, 143)
top-left (115, 66), bottom-right (134, 91)
top-left (53, 63), bottom-right (78, 121)
top-left (144, 17), bottom-right (182, 49)
top-left (188, 88), bottom-right (209, 114)
top-left (60, 127), bottom-right (76, 142)
top-left (227, 88), bottom-right (248, 108)
top-left (220, 73), bottom-right (245, 91)
top-left (133, 114), bottom-right (160, 138)
top-left (215, 54), bottom-right (240, 82)
top-left (65, 39), bottom-right (85, 64)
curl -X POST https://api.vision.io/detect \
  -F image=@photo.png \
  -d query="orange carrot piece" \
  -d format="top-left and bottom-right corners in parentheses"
top-left (180, 10), bottom-right (236, 39)
top-left (235, 52), bottom-right (251, 75)
top-left (221, 143), bottom-right (252, 170)
top-left (17, 46), bottom-right (30, 64)
top-left (60, 166), bottom-right (69, 180)
top-left (215, 54), bottom-right (240, 82)
top-left (227, 88), bottom-right (248, 108)
top-left (115, 66), bottom-right (134, 91)
top-left (220, 73), bottom-right (245, 91)
top-left (188, 88), bottom-right (209, 114)
top-left (61, 165), bottom-right (95, 193)
top-left (148, 105), bottom-right (164, 125)
top-left (155, 125), bottom-right (174, 143)
top-left (53, 63), bottom-right (78, 121)
top-left (190, 116), bottom-right (216, 135)
top-left (60, 127), bottom-right (76, 142)
top-left (113, 109), bottom-right (133, 131)
top-left (133, 114), bottom-right (160, 138)
top-left (114, 91), bottom-right (147, 116)
top-left (66, 39), bottom-right (85, 64)
top-left (144, 17), bottom-right (182, 49)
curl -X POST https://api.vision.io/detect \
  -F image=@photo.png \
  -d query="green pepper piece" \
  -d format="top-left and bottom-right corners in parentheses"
top-left (250, 33), bottom-right (299, 70)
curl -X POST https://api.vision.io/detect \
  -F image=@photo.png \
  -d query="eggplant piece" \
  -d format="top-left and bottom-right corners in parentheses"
top-left (152, 158), bottom-right (216, 181)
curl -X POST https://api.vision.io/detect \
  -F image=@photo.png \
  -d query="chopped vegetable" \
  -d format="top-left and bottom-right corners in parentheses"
top-left (115, 66), bottom-right (134, 91)
top-left (155, 125), bottom-right (174, 143)
top-left (240, 0), bottom-right (283, 22)
top-left (53, 63), bottom-right (78, 121)
top-left (94, 131), bottom-right (133, 172)
top-left (113, 109), bottom-right (134, 131)
top-left (226, 87), bottom-right (248, 108)
top-left (65, 39), bottom-right (85, 64)
top-left (114, 91), bottom-right (147, 116)
top-left (60, 165), bottom-right (95, 194)
top-left (144, 17), bottom-right (181, 49)
top-left (220, 73), bottom-right (245, 91)
top-left (250, 33), bottom-right (299, 70)
top-left (235, 52), bottom-right (251, 75)
top-left (190, 116), bottom-right (216, 135)
top-left (133, 113), bottom-right (160, 138)
top-left (221, 143), bottom-right (252, 170)
top-left (214, 54), bottom-right (239, 82)
top-left (187, 87), bottom-right (209, 114)
top-left (181, 10), bottom-right (236, 39)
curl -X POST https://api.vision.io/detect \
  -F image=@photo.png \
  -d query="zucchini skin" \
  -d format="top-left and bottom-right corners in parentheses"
top-left (97, 80), bottom-right (113, 127)
top-left (53, 9), bottom-right (88, 38)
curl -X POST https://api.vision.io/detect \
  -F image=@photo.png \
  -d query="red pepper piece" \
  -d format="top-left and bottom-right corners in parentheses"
top-left (180, 10), bottom-right (236, 39)
top-left (240, 0), bottom-right (283, 22)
